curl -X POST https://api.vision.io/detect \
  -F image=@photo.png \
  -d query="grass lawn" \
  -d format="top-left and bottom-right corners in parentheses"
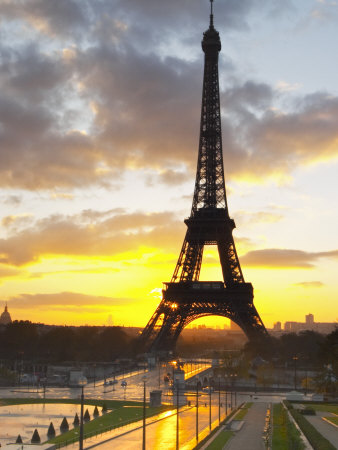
top-left (325, 416), bottom-right (338, 426)
top-left (304, 404), bottom-right (338, 415)
top-left (205, 430), bottom-right (233, 449)
top-left (49, 404), bottom-right (171, 446)
top-left (272, 403), bottom-right (305, 450)
top-left (233, 402), bottom-right (253, 420)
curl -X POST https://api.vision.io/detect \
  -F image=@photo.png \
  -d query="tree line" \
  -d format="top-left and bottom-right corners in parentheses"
top-left (0, 321), bottom-right (132, 362)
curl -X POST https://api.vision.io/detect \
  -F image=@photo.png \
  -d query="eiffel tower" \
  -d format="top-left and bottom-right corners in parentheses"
top-left (139, 0), bottom-right (268, 353)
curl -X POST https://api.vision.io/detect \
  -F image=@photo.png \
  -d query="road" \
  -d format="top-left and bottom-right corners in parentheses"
top-left (0, 361), bottom-right (288, 449)
top-left (80, 394), bottom-right (286, 449)
top-left (0, 361), bottom-right (211, 403)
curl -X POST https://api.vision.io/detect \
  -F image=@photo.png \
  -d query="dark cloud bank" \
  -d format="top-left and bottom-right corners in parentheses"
top-left (0, 0), bottom-right (337, 190)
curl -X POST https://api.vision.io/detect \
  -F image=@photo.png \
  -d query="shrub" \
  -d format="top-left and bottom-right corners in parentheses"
top-left (47, 422), bottom-right (56, 437)
top-left (84, 408), bottom-right (90, 422)
top-left (288, 407), bottom-right (336, 450)
top-left (73, 412), bottom-right (80, 426)
top-left (31, 429), bottom-right (41, 443)
top-left (300, 408), bottom-right (316, 416)
top-left (60, 417), bottom-right (69, 432)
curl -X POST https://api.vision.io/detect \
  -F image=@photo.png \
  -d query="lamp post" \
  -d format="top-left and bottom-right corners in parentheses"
top-left (225, 389), bottom-right (228, 416)
top-left (158, 361), bottom-right (161, 388)
top-left (142, 376), bottom-right (147, 450)
top-left (218, 376), bottom-right (221, 424)
top-left (293, 356), bottom-right (298, 391)
top-left (176, 380), bottom-right (179, 450)
top-left (93, 364), bottom-right (96, 388)
top-left (79, 385), bottom-right (84, 450)
top-left (209, 377), bottom-right (212, 430)
top-left (196, 378), bottom-right (199, 442)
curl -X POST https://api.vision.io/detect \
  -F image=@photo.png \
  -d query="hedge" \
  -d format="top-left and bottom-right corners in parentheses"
top-left (286, 403), bottom-right (336, 450)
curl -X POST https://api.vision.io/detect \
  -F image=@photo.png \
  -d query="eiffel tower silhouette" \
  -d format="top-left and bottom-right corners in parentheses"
top-left (139, 0), bottom-right (268, 353)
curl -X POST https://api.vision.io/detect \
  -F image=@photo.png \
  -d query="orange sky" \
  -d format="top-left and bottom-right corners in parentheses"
top-left (0, 0), bottom-right (337, 329)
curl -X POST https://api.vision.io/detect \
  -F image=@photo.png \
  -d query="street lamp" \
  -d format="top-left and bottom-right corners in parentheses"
top-left (218, 375), bottom-right (222, 424)
top-left (209, 377), bottom-right (212, 430)
top-left (142, 376), bottom-right (147, 450)
top-left (158, 361), bottom-right (161, 388)
top-left (176, 379), bottom-right (179, 450)
top-left (195, 378), bottom-right (199, 443)
top-left (293, 356), bottom-right (298, 390)
top-left (79, 384), bottom-right (85, 450)
top-left (234, 374), bottom-right (237, 408)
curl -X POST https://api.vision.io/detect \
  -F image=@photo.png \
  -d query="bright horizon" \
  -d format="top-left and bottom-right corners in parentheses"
top-left (0, 0), bottom-right (337, 329)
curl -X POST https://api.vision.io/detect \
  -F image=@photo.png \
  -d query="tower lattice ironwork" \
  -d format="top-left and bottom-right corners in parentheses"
top-left (139, 1), bottom-right (268, 353)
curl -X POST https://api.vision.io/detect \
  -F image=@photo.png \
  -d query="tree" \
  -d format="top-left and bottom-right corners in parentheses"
top-left (47, 422), bottom-right (56, 438)
top-left (84, 408), bottom-right (90, 422)
top-left (60, 417), bottom-right (69, 432)
top-left (73, 412), bottom-right (80, 426)
top-left (31, 429), bottom-right (41, 443)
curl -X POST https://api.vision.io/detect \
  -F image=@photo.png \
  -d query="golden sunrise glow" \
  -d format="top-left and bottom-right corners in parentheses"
top-left (0, 1), bottom-right (336, 333)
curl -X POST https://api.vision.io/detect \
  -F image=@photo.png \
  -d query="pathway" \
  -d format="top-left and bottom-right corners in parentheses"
top-left (306, 412), bottom-right (338, 449)
top-left (224, 402), bottom-right (268, 450)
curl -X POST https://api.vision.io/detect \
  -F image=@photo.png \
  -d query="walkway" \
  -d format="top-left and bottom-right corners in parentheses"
top-left (81, 401), bottom-right (230, 449)
top-left (224, 402), bottom-right (268, 450)
top-left (306, 412), bottom-right (338, 449)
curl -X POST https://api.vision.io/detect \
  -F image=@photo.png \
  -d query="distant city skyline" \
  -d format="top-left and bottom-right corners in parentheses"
top-left (0, 1), bottom-right (337, 328)
top-left (3, 302), bottom-right (336, 336)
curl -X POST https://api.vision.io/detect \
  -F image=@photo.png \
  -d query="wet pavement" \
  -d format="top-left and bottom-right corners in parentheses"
top-left (0, 403), bottom-right (97, 447)
top-left (0, 362), bottom-right (210, 447)
top-left (224, 402), bottom-right (268, 450)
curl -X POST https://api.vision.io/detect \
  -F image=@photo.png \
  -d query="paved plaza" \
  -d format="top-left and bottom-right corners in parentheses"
top-left (1, 365), bottom-right (337, 450)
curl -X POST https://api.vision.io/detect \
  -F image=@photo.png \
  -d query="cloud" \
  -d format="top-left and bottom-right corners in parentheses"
top-left (241, 248), bottom-right (338, 268)
top-left (1, 214), bottom-right (34, 229)
top-left (2, 195), bottom-right (22, 206)
top-left (222, 87), bottom-right (338, 182)
top-left (0, 264), bottom-right (25, 279)
top-left (0, 0), bottom-right (88, 38)
top-left (0, 0), bottom-right (289, 42)
top-left (8, 291), bottom-right (128, 310)
top-left (293, 281), bottom-right (324, 288)
top-left (235, 210), bottom-right (284, 227)
top-left (0, 0), bottom-right (324, 191)
top-left (0, 209), bottom-right (183, 266)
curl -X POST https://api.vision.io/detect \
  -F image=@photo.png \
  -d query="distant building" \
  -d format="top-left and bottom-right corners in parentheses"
top-left (273, 321), bottom-right (282, 331)
top-left (305, 313), bottom-right (314, 325)
top-left (284, 314), bottom-right (336, 335)
top-left (0, 304), bottom-right (12, 325)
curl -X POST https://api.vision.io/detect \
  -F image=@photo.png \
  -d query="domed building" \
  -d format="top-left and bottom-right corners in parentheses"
top-left (0, 304), bottom-right (12, 325)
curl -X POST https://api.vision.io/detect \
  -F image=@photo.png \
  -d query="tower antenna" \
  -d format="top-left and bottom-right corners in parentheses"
top-left (210, 0), bottom-right (214, 28)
